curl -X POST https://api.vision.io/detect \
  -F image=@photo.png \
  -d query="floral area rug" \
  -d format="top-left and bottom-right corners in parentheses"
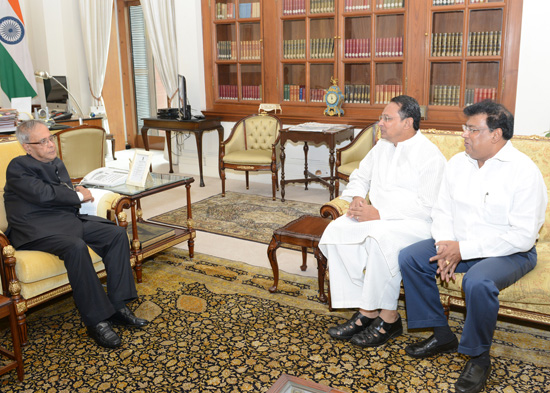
top-left (1, 248), bottom-right (550, 392)
top-left (149, 191), bottom-right (322, 245)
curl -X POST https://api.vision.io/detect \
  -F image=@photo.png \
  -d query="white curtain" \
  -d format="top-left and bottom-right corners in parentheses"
top-left (78, 0), bottom-right (114, 112)
top-left (141, 0), bottom-right (179, 106)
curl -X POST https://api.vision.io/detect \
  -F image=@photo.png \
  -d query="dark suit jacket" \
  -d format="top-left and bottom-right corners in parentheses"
top-left (4, 155), bottom-right (111, 248)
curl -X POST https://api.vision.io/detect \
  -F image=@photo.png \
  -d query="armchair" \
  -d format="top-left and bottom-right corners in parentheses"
top-left (0, 139), bottom-right (131, 345)
top-left (54, 125), bottom-right (106, 183)
top-left (220, 113), bottom-right (282, 200)
top-left (334, 123), bottom-right (377, 196)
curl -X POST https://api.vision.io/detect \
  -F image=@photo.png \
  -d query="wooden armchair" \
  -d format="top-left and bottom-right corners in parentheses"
top-left (334, 123), bottom-right (377, 196)
top-left (0, 140), bottom-right (131, 345)
top-left (220, 113), bottom-right (282, 200)
top-left (55, 125), bottom-right (106, 183)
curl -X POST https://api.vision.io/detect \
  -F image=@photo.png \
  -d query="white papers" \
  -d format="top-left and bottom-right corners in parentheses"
top-left (289, 122), bottom-right (351, 132)
top-left (79, 188), bottom-right (113, 216)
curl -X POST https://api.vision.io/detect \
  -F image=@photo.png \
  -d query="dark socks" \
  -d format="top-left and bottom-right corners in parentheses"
top-left (433, 325), bottom-right (456, 344)
top-left (470, 351), bottom-right (491, 368)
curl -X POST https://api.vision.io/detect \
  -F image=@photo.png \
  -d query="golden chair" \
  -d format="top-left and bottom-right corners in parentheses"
top-left (0, 140), bottom-right (130, 345)
top-left (220, 113), bottom-right (282, 200)
top-left (55, 125), bottom-right (106, 183)
top-left (334, 123), bottom-right (377, 196)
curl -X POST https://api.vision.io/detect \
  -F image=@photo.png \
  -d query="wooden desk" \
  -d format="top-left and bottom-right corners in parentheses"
top-left (141, 117), bottom-right (224, 187)
top-left (0, 295), bottom-right (24, 381)
top-left (279, 125), bottom-right (354, 201)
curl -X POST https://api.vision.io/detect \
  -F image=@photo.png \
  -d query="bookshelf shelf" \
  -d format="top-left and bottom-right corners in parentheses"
top-left (201, 0), bottom-right (522, 129)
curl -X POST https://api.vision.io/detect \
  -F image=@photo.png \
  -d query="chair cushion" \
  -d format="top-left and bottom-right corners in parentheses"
top-left (223, 149), bottom-right (273, 165)
top-left (338, 161), bottom-right (361, 176)
top-left (245, 116), bottom-right (278, 150)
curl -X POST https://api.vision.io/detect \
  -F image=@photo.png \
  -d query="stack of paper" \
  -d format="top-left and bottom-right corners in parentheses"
top-left (0, 109), bottom-right (17, 133)
top-left (289, 122), bottom-right (351, 132)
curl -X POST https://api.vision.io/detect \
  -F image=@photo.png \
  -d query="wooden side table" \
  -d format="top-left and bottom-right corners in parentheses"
top-left (267, 215), bottom-right (331, 303)
top-left (0, 295), bottom-right (24, 381)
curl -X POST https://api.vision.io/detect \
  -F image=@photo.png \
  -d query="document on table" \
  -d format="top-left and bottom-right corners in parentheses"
top-left (289, 122), bottom-right (352, 132)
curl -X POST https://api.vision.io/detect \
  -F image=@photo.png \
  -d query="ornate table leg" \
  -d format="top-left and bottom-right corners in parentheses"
top-left (328, 144), bottom-right (336, 200)
top-left (268, 236), bottom-right (281, 293)
top-left (300, 246), bottom-right (308, 271)
top-left (166, 130), bottom-right (174, 174)
top-left (280, 142), bottom-right (286, 202)
top-left (314, 247), bottom-right (328, 303)
top-left (304, 142), bottom-right (309, 190)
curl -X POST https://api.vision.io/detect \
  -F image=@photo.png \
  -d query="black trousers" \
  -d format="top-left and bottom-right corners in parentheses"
top-left (21, 219), bottom-right (137, 326)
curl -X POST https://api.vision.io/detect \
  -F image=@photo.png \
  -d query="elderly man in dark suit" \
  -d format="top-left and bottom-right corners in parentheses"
top-left (4, 120), bottom-right (148, 349)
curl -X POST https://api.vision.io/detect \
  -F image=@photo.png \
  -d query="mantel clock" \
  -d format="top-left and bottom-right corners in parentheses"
top-left (324, 77), bottom-right (345, 117)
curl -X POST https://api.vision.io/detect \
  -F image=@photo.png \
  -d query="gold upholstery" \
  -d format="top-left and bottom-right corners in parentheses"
top-left (335, 123), bottom-right (377, 196)
top-left (55, 125), bottom-right (106, 182)
top-left (320, 129), bottom-right (550, 326)
top-left (220, 113), bottom-right (282, 200)
top-left (0, 139), bottom-right (128, 345)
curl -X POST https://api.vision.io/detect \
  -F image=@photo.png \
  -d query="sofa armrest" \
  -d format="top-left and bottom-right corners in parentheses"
top-left (320, 197), bottom-right (350, 220)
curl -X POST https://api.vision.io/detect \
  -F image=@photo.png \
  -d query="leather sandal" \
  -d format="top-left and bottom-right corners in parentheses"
top-left (328, 311), bottom-right (373, 340)
top-left (350, 316), bottom-right (403, 347)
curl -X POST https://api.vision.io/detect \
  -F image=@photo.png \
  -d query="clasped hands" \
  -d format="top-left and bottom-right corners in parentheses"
top-left (346, 196), bottom-right (380, 222)
top-left (430, 241), bottom-right (461, 282)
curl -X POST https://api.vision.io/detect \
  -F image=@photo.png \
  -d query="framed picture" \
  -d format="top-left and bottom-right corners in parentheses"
top-left (126, 150), bottom-right (154, 187)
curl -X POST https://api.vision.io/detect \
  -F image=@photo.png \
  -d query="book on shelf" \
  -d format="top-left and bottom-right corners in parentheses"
top-left (467, 31), bottom-right (501, 57)
top-left (219, 85), bottom-right (239, 100)
top-left (217, 41), bottom-right (237, 60)
top-left (283, 39), bottom-right (306, 59)
top-left (127, 222), bottom-right (175, 249)
top-left (464, 87), bottom-right (497, 106)
top-left (215, 2), bottom-right (235, 19)
top-left (310, 38), bottom-right (334, 59)
top-left (432, 0), bottom-right (465, 5)
top-left (238, 2), bottom-right (260, 19)
top-left (374, 85), bottom-right (403, 104)
top-left (240, 40), bottom-right (261, 60)
top-left (241, 85), bottom-right (262, 100)
top-left (283, 84), bottom-right (306, 102)
top-left (310, 88), bottom-right (326, 103)
top-left (430, 85), bottom-right (460, 107)
top-left (431, 32), bottom-right (463, 57)
top-left (282, 0), bottom-right (305, 15)
top-left (376, 0), bottom-right (404, 9)
top-left (375, 37), bottom-right (403, 57)
top-left (344, 0), bottom-right (370, 12)
top-left (310, 0), bottom-right (335, 14)
top-left (345, 84), bottom-right (370, 104)
top-left (345, 38), bottom-right (371, 58)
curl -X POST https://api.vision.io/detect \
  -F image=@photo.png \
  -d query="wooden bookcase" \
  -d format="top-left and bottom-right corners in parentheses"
top-left (201, 0), bottom-right (522, 130)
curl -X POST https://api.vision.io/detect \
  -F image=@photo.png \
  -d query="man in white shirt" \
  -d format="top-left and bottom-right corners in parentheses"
top-left (319, 95), bottom-right (446, 347)
top-left (399, 100), bottom-right (547, 393)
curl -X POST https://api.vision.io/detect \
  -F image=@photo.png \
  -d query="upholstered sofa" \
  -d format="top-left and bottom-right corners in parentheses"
top-left (0, 138), bottom-right (131, 344)
top-left (321, 129), bottom-right (550, 326)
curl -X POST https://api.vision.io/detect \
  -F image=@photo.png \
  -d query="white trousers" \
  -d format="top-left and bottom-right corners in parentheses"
top-left (323, 237), bottom-right (402, 310)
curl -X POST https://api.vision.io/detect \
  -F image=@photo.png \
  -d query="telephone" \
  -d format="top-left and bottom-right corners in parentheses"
top-left (50, 111), bottom-right (72, 121)
top-left (80, 167), bottom-right (129, 187)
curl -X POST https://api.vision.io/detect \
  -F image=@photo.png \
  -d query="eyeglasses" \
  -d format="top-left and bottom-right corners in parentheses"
top-left (461, 124), bottom-right (491, 134)
top-left (25, 135), bottom-right (57, 146)
top-left (379, 115), bottom-right (396, 122)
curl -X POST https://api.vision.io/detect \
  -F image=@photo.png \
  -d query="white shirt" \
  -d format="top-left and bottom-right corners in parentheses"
top-left (431, 141), bottom-right (548, 260)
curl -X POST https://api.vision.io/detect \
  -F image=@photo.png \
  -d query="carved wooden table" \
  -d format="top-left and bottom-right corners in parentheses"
top-left (0, 295), bottom-right (24, 381)
top-left (267, 215), bottom-right (331, 303)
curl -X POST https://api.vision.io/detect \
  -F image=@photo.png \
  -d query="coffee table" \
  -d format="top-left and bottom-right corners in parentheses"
top-left (97, 173), bottom-right (195, 282)
top-left (267, 215), bottom-right (331, 303)
top-left (267, 374), bottom-right (346, 393)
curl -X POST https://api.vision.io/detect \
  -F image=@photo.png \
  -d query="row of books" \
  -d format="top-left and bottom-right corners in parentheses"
top-left (310, 0), bottom-right (335, 13)
top-left (241, 85), bottom-right (262, 100)
top-left (311, 88), bottom-right (326, 102)
top-left (311, 38), bottom-right (334, 59)
top-left (219, 85), bottom-right (239, 100)
top-left (345, 84), bottom-right (370, 104)
top-left (344, 0), bottom-right (370, 12)
top-left (240, 40), bottom-right (261, 60)
top-left (467, 31), bottom-right (501, 57)
top-left (282, 0), bottom-right (306, 15)
top-left (0, 109), bottom-right (17, 133)
top-left (375, 0), bottom-right (404, 9)
top-left (217, 41), bottom-right (237, 60)
top-left (430, 85), bottom-right (460, 106)
top-left (238, 2), bottom-right (260, 18)
top-left (283, 84), bottom-right (306, 102)
top-left (431, 32), bottom-right (463, 57)
top-left (374, 84), bottom-right (403, 104)
top-left (375, 37), bottom-right (403, 57)
top-left (283, 40), bottom-right (306, 59)
top-left (345, 38), bottom-right (371, 58)
top-left (215, 2), bottom-right (235, 19)
top-left (465, 87), bottom-right (497, 106)
top-left (432, 0), bottom-right (465, 5)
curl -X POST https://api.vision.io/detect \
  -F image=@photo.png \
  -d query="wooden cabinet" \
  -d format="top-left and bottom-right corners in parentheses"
top-left (201, 0), bottom-right (522, 129)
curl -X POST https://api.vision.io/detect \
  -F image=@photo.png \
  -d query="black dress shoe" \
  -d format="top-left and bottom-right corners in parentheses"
top-left (328, 312), bottom-right (373, 340)
top-left (87, 321), bottom-right (121, 349)
top-left (350, 316), bottom-right (403, 347)
top-left (109, 306), bottom-right (149, 328)
top-left (405, 334), bottom-right (458, 358)
top-left (455, 360), bottom-right (491, 393)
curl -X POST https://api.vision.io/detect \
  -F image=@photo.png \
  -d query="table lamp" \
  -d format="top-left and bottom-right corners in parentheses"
top-left (34, 71), bottom-right (84, 125)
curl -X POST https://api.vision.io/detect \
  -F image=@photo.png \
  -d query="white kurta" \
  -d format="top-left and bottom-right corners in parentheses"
top-left (319, 132), bottom-right (446, 309)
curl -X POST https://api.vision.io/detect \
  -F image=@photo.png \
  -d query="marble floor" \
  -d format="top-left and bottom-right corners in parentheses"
top-left (106, 149), bottom-right (332, 279)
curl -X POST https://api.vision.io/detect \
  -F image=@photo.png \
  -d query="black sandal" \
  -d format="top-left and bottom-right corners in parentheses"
top-left (328, 312), bottom-right (374, 340)
top-left (350, 316), bottom-right (403, 347)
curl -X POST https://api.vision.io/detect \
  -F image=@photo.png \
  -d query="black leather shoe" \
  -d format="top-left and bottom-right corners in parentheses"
top-left (350, 316), bottom-right (403, 347)
top-left (109, 306), bottom-right (149, 328)
top-left (455, 359), bottom-right (491, 393)
top-left (87, 321), bottom-right (121, 349)
top-left (405, 334), bottom-right (458, 358)
top-left (328, 312), bottom-right (373, 340)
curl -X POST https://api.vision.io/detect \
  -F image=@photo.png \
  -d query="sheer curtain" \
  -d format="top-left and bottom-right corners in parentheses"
top-left (141, 0), bottom-right (179, 163)
top-left (78, 0), bottom-right (114, 112)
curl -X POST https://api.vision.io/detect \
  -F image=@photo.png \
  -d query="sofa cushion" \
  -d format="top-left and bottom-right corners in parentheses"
top-left (223, 149), bottom-right (273, 165)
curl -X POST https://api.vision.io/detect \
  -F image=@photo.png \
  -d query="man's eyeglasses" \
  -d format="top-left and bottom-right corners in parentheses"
top-left (25, 135), bottom-right (57, 146)
top-left (379, 115), bottom-right (396, 122)
top-left (462, 124), bottom-right (491, 134)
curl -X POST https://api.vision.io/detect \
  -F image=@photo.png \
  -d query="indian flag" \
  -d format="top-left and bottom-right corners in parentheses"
top-left (0, 0), bottom-right (37, 99)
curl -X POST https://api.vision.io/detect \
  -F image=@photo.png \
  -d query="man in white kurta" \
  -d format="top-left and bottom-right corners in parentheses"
top-left (319, 95), bottom-right (446, 347)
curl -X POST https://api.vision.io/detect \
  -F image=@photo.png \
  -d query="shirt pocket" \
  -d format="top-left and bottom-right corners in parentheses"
top-left (482, 190), bottom-right (510, 226)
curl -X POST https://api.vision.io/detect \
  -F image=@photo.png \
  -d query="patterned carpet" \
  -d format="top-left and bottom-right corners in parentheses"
top-left (149, 191), bottom-right (322, 245)
top-left (1, 248), bottom-right (550, 392)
